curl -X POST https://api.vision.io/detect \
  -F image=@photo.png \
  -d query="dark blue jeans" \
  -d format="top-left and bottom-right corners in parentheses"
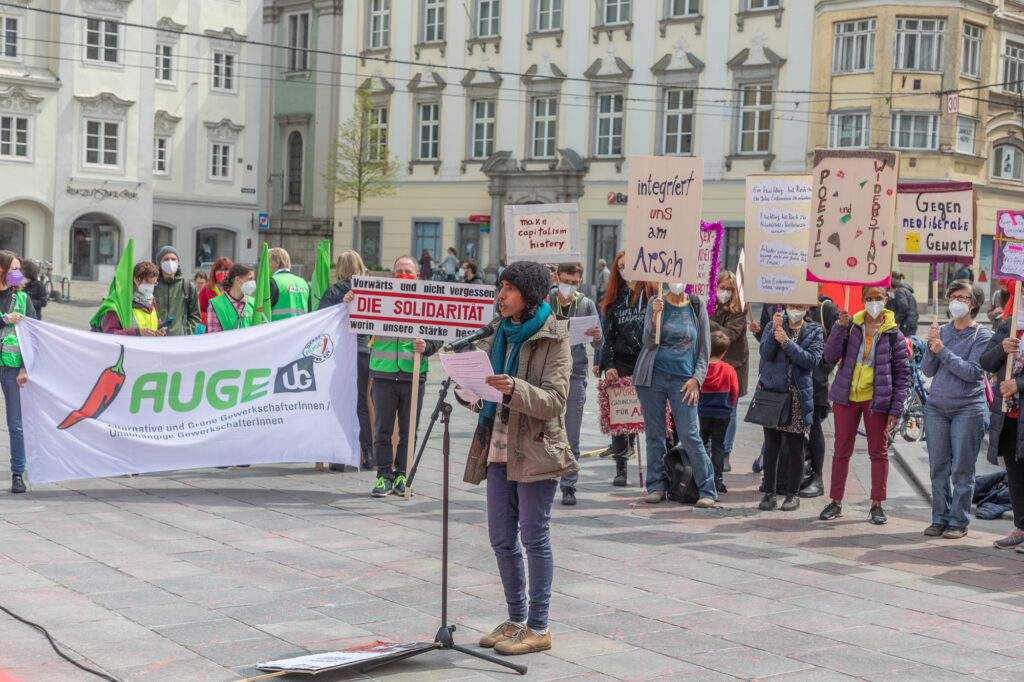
top-left (1, 366), bottom-right (24, 475)
top-left (559, 376), bottom-right (587, 493)
top-left (925, 401), bottom-right (986, 527)
top-left (487, 463), bottom-right (558, 630)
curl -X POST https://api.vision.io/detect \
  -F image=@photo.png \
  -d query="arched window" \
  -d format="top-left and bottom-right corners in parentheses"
top-left (993, 144), bottom-right (1024, 182)
top-left (287, 131), bottom-right (303, 205)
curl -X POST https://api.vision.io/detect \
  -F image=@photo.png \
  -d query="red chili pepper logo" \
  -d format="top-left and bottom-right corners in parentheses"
top-left (57, 345), bottom-right (126, 430)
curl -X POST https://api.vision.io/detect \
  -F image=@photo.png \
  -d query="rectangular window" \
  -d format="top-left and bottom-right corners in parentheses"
top-left (832, 18), bottom-right (876, 73)
top-left (153, 136), bottom-right (168, 174)
top-left (155, 44), bottom-right (173, 83)
top-left (739, 83), bottom-right (772, 153)
top-left (212, 52), bottom-right (235, 91)
top-left (424, 0), bottom-right (445, 42)
top-left (361, 220), bottom-right (382, 267)
top-left (747, 0), bottom-right (780, 8)
top-left (471, 100), bottom-right (495, 159)
top-left (890, 112), bottom-right (939, 150)
top-left (962, 23), bottom-right (982, 79)
top-left (663, 88), bottom-right (694, 155)
top-left (478, 0), bottom-right (500, 38)
top-left (956, 117), bottom-right (976, 155)
top-left (1005, 41), bottom-right (1024, 94)
top-left (1, 16), bottom-right (18, 59)
top-left (668, 0), bottom-right (699, 17)
top-left (532, 96), bottom-right (556, 158)
top-left (85, 17), bottom-right (119, 64)
top-left (369, 106), bottom-right (388, 161)
top-left (414, 222), bottom-right (441, 261)
top-left (827, 112), bottom-right (869, 148)
top-left (894, 18), bottom-right (945, 72)
top-left (0, 115), bottom-right (28, 159)
top-left (287, 13), bottom-right (310, 71)
top-left (369, 0), bottom-right (391, 49)
top-left (536, 0), bottom-right (562, 31)
top-left (596, 93), bottom-right (624, 157)
top-left (85, 120), bottom-right (119, 167)
top-left (210, 142), bottom-right (233, 180)
top-left (418, 103), bottom-right (439, 160)
top-left (604, 0), bottom-right (630, 25)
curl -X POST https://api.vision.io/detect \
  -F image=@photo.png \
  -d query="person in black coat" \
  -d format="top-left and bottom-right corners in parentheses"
top-left (887, 272), bottom-right (919, 339)
top-left (21, 260), bottom-right (46, 320)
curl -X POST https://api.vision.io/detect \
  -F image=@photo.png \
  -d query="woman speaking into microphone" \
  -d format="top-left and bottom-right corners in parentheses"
top-left (458, 260), bottom-right (577, 656)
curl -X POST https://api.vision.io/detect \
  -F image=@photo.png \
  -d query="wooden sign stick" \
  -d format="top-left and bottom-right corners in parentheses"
top-left (655, 282), bottom-right (664, 345)
top-left (234, 671), bottom-right (289, 682)
top-left (843, 285), bottom-right (850, 313)
top-left (1004, 280), bottom-right (1020, 414)
top-left (404, 351), bottom-right (422, 499)
top-left (932, 263), bottom-right (940, 326)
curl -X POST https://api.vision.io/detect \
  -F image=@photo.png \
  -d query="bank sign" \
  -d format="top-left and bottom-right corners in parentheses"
top-left (18, 308), bottom-right (360, 484)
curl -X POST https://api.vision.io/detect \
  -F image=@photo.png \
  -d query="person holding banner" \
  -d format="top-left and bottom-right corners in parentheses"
top-left (457, 259), bottom-right (576, 656)
top-left (547, 263), bottom-right (602, 506)
top-left (102, 262), bottom-right (167, 337)
top-left (633, 285), bottom-right (716, 507)
top-left (198, 257), bottom-right (232, 329)
top-left (0, 251), bottom-right (33, 493)
top-left (206, 264), bottom-right (256, 333)
top-left (821, 287), bottom-right (910, 526)
top-left (268, 248), bottom-right (311, 319)
top-left (921, 282), bottom-right (991, 539)
top-left (710, 270), bottom-right (748, 475)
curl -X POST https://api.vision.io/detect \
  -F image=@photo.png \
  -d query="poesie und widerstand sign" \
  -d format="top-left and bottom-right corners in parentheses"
top-left (744, 174), bottom-right (817, 305)
top-left (895, 182), bottom-right (975, 264)
top-left (504, 203), bottom-right (580, 263)
top-left (623, 156), bottom-right (704, 284)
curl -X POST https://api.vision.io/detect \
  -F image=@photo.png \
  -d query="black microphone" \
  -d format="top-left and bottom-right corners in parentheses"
top-left (445, 325), bottom-right (495, 352)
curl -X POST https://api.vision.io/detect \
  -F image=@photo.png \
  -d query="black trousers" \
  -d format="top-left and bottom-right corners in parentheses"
top-left (371, 376), bottom-right (426, 478)
top-left (762, 428), bottom-right (805, 496)
top-left (357, 354), bottom-right (372, 457)
top-left (700, 416), bottom-right (730, 481)
top-left (998, 417), bottom-right (1024, 531)
top-left (808, 405), bottom-right (829, 476)
top-left (609, 360), bottom-right (637, 460)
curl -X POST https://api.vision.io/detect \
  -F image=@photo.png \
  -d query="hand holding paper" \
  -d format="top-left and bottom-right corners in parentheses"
top-left (568, 315), bottom-right (600, 346)
top-left (440, 351), bottom-right (503, 403)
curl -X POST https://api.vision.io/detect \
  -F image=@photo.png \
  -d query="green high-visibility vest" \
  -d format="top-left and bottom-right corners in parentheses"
top-left (271, 271), bottom-right (310, 320)
top-left (369, 337), bottom-right (429, 374)
top-left (1, 291), bottom-right (27, 367)
top-left (210, 293), bottom-right (254, 331)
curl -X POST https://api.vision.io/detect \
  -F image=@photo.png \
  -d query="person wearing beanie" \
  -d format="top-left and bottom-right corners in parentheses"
top-left (457, 258), bottom-right (576, 656)
top-left (153, 245), bottom-right (200, 335)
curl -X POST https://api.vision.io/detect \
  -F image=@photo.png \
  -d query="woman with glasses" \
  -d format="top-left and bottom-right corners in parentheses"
top-left (921, 282), bottom-right (991, 539)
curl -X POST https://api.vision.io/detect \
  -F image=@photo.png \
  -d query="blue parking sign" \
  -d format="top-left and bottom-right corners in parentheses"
top-left (258, 213), bottom-right (269, 230)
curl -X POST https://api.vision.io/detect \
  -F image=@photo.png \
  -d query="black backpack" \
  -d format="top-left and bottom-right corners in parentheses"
top-left (663, 443), bottom-right (700, 504)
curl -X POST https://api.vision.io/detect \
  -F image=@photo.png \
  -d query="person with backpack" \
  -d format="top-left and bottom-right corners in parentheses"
top-left (633, 282), bottom-right (716, 507)
top-left (821, 286), bottom-right (910, 525)
top-left (756, 304), bottom-right (823, 512)
top-left (206, 263), bottom-right (256, 332)
top-left (153, 246), bottom-right (201, 335)
top-left (0, 251), bottom-right (35, 493)
top-left (887, 271), bottom-right (919, 339)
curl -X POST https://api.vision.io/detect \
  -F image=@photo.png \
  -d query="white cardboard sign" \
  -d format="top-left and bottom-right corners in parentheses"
top-left (504, 203), bottom-right (580, 263)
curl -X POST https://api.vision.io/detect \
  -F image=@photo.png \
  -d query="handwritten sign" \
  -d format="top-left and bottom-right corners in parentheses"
top-left (895, 182), bottom-right (975, 264)
top-left (504, 203), bottom-right (580, 263)
top-left (685, 222), bottom-right (723, 315)
top-left (995, 211), bottom-right (1024, 280)
top-left (623, 156), bottom-right (703, 284)
top-left (608, 385), bottom-right (644, 430)
top-left (744, 174), bottom-right (817, 305)
top-left (807, 150), bottom-right (900, 287)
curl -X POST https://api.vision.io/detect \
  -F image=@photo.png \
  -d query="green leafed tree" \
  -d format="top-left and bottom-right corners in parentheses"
top-left (324, 81), bottom-right (401, 256)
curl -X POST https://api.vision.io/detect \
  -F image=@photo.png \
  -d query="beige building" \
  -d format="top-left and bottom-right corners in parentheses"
top-left (333, 0), bottom-right (815, 289)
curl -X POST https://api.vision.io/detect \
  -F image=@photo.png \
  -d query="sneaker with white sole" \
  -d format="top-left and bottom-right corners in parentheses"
top-left (371, 476), bottom-right (393, 497)
top-left (695, 497), bottom-right (716, 508)
top-left (644, 490), bottom-right (666, 504)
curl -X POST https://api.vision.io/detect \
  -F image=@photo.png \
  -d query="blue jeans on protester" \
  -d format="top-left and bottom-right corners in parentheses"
top-left (724, 400), bottom-right (739, 453)
top-left (925, 401), bottom-right (987, 528)
top-left (636, 372), bottom-right (717, 499)
top-left (487, 463), bottom-right (558, 630)
top-left (1, 366), bottom-right (24, 475)
top-left (559, 377), bottom-right (587, 493)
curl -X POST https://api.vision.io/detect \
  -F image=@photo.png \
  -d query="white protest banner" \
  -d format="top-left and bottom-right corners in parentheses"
top-left (895, 182), bottom-right (975, 264)
top-left (18, 308), bottom-right (359, 484)
top-left (504, 203), bottom-right (580, 263)
top-left (348, 276), bottom-right (496, 342)
top-left (624, 156), bottom-right (703, 284)
top-left (745, 174), bottom-right (818, 305)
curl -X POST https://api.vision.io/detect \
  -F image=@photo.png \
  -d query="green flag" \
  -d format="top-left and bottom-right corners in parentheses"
top-left (252, 242), bottom-right (272, 326)
top-left (89, 238), bottom-right (134, 330)
top-left (311, 239), bottom-right (331, 310)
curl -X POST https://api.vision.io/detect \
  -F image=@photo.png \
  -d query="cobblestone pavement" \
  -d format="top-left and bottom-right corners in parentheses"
top-left (0, 298), bottom-right (1021, 681)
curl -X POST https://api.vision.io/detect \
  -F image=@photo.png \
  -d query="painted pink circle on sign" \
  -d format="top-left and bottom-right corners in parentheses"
top-left (847, 257), bottom-right (858, 267)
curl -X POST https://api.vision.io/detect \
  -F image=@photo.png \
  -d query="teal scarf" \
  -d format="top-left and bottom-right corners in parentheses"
top-left (479, 301), bottom-right (551, 426)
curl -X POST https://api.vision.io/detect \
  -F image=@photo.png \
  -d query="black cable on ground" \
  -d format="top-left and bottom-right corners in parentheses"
top-left (0, 603), bottom-right (123, 682)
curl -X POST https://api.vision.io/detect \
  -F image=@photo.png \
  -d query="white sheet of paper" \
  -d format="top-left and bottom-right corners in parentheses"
top-left (569, 315), bottom-right (600, 346)
top-left (440, 351), bottom-right (504, 403)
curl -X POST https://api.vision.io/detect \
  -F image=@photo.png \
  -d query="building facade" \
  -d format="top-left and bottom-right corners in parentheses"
top-left (0, 0), bottom-right (263, 283)
top-left (332, 0), bottom-right (815, 286)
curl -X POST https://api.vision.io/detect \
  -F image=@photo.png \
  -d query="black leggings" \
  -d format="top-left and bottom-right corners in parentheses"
top-left (762, 428), bottom-right (805, 496)
top-left (609, 360), bottom-right (637, 460)
top-left (807, 406), bottom-right (829, 476)
top-left (998, 417), bottom-right (1024, 531)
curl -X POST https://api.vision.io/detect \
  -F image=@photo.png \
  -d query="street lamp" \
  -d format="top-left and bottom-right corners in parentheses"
top-left (267, 172), bottom-right (285, 248)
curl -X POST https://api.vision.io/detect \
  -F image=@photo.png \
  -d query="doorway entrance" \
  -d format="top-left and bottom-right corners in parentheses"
top-left (70, 214), bottom-right (120, 280)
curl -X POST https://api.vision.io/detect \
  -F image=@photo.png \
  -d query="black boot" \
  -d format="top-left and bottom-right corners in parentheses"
top-left (11, 473), bottom-right (26, 494)
top-left (613, 456), bottom-right (628, 487)
top-left (800, 473), bottom-right (824, 498)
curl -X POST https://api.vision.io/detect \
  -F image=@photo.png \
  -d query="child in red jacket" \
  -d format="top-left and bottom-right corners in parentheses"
top-left (699, 331), bottom-right (739, 492)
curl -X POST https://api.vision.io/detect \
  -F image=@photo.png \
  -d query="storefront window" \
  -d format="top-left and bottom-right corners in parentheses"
top-left (195, 228), bottom-right (235, 269)
top-left (70, 214), bottom-right (120, 280)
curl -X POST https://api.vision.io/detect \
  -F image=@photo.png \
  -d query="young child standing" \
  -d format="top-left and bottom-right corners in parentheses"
top-left (699, 331), bottom-right (739, 493)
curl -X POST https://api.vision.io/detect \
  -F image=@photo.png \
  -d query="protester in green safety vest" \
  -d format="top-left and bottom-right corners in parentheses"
top-left (268, 248), bottom-right (311, 320)
top-left (101, 262), bottom-right (167, 337)
top-left (206, 263), bottom-right (256, 333)
top-left (0, 251), bottom-right (35, 494)
top-left (343, 255), bottom-right (441, 498)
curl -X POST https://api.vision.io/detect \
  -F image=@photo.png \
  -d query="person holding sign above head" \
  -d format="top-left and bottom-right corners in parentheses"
top-left (547, 263), bottom-right (602, 506)
top-left (633, 283), bottom-right (717, 507)
top-left (820, 287), bottom-right (910, 526)
top-left (206, 264), bottom-right (256, 333)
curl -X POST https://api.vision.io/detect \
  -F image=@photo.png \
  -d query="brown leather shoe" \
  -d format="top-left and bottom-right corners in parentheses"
top-left (494, 627), bottom-right (551, 655)
top-left (478, 620), bottom-right (523, 648)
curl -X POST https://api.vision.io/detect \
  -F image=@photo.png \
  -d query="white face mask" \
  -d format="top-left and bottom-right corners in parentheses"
top-left (948, 300), bottom-right (971, 320)
top-left (865, 301), bottom-right (885, 319)
top-left (137, 283), bottom-right (155, 297)
top-left (161, 259), bottom-right (178, 275)
top-left (667, 283), bottom-right (686, 295)
top-left (240, 280), bottom-right (257, 296)
top-left (786, 308), bottom-right (806, 322)
top-left (716, 289), bottom-right (732, 303)
top-left (557, 283), bottom-right (578, 299)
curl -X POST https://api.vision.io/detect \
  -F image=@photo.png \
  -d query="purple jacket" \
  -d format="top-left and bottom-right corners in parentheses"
top-left (824, 314), bottom-right (909, 417)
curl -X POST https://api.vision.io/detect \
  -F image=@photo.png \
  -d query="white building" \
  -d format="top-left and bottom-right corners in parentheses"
top-left (0, 0), bottom-right (263, 283)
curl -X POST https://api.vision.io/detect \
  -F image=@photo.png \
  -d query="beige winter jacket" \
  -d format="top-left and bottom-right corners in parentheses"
top-left (460, 313), bottom-right (579, 485)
